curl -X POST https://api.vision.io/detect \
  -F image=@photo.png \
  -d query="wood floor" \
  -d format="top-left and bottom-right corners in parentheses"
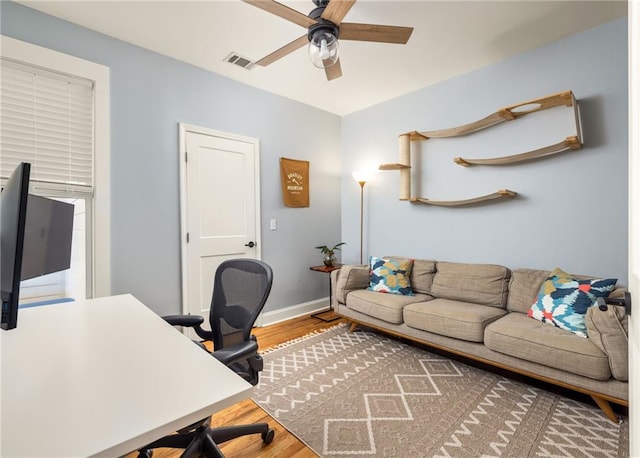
top-left (133, 311), bottom-right (346, 458)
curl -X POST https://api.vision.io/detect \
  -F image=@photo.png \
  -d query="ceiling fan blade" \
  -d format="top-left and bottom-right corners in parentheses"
top-left (324, 58), bottom-right (342, 81)
top-left (256, 35), bottom-right (308, 66)
top-left (340, 23), bottom-right (413, 44)
top-left (242, 0), bottom-right (316, 28)
top-left (321, 0), bottom-right (356, 25)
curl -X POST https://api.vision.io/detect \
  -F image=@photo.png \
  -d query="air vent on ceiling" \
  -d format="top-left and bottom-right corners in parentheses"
top-left (224, 52), bottom-right (255, 70)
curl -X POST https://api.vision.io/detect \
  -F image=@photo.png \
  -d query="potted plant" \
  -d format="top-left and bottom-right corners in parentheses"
top-left (315, 242), bottom-right (346, 267)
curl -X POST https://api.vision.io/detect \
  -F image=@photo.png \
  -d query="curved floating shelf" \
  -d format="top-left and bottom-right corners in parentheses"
top-left (410, 189), bottom-right (517, 207)
top-left (412, 91), bottom-right (577, 139)
top-left (454, 136), bottom-right (581, 167)
top-left (416, 111), bottom-right (507, 139)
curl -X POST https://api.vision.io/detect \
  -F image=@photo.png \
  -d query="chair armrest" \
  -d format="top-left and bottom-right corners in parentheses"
top-left (586, 301), bottom-right (628, 381)
top-left (163, 314), bottom-right (204, 327)
top-left (212, 340), bottom-right (259, 366)
top-left (162, 314), bottom-right (213, 341)
top-left (334, 264), bottom-right (370, 304)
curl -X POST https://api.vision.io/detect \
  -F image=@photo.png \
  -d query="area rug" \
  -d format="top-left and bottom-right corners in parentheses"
top-left (252, 323), bottom-right (628, 457)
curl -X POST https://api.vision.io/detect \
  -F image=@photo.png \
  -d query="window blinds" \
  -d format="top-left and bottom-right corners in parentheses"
top-left (1, 58), bottom-right (95, 197)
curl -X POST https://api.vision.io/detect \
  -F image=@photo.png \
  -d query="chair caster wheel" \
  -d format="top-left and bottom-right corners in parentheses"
top-left (262, 428), bottom-right (275, 444)
top-left (137, 450), bottom-right (152, 458)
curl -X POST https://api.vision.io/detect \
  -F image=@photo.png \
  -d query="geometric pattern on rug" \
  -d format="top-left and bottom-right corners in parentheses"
top-left (325, 359), bottom-right (462, 455)
top-left (253, 324), bottom-right (628, 457)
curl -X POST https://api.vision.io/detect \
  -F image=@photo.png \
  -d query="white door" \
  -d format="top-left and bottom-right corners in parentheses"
top-left (179, 125), bottom-right (261, 325)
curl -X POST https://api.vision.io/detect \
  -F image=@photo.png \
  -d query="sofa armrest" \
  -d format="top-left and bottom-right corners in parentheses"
top-left (586, 303), bottom-right (628, 381)
top-left (333, 264), bottom-right (369, 304)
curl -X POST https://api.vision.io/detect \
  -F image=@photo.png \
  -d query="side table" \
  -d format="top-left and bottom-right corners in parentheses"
top-left (310, 264), bottom-right (343, 322)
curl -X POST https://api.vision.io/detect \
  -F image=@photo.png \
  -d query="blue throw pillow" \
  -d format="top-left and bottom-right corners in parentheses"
top-left (368, 256), bottom-right (414, 296)
top-left (528, 268), bottom-right (617, 337)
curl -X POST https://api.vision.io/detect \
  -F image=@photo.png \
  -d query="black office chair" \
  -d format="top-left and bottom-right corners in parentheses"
top-left (138, 258), bottom-right (275, 458)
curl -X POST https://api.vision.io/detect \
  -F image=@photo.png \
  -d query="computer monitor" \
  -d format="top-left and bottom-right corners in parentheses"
top-left (1, 162), bottom-right (30, 330)
top-left (21, 195), bottom-right (74, 281)
top-left (1, 162), bottom-right (75, 330)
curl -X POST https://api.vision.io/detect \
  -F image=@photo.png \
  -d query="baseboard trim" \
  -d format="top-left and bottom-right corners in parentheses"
top-left (257, 298), bottom-right (329, 327)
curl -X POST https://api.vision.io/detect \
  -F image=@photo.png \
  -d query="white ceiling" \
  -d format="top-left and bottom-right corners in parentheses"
top-left (16, 0), bottom-right (627, 115)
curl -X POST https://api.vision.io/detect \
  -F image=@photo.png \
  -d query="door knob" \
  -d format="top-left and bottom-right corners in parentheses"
top-left (244, 241), bottom-right (256, 248)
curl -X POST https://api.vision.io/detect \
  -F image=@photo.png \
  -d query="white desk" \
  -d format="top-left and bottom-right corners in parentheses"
top-left (1, 294), bottom-right (253, 457)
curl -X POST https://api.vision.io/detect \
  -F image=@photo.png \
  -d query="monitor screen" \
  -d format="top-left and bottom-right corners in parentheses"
top-left (21, 195), bottom-right (74, 281)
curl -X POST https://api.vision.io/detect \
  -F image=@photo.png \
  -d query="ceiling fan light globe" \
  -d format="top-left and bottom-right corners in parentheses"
top-left (308, 35), bottom-right (339, 69)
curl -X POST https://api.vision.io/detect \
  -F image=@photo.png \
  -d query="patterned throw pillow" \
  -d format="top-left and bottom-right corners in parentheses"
top-left (368, 256), bottom-right (415, 296)
top-left (528, 268), bottom-right (617, 337)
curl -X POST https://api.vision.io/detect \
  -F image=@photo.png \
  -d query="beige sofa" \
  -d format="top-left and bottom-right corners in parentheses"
top-left (331, 258), bottom-right (628, 422)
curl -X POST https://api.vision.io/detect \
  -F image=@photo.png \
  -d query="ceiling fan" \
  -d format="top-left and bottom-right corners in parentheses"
top-left (242, 0), bottom-right (414, 81)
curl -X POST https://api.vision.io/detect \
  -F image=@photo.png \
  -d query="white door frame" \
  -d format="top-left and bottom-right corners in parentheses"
top-left (178, 123), bottom-right (262, 315)
top-left (628, 1), bottom-right (639, 453)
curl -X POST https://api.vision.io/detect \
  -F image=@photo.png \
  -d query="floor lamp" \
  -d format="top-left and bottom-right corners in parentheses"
top-left (352, 171), bottom-right (373, 265)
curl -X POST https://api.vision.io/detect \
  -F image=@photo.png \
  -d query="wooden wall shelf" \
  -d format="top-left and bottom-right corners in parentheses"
top-left (379, 90), bottom-right (583, 206)
top-left (410, 189), bottom-right (517, 207)
top-left (412, 91), bottom-right (578, 139)
top-left (379, 163), bottom-right (411, 170)
top-left (454, 136), bottom-right (581, 167)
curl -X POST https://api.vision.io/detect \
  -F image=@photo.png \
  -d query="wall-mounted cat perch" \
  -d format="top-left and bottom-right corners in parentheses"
top-left (379, 90), bottom-right (582, 206)
top-left (410, 189), bottom-right (517, 207)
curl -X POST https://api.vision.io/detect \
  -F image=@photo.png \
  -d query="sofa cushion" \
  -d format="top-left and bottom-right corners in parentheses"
top-left (431, 262), bottom-right (510, 308)
top-left (485, 313), bottom-right (611, 380)
top-left (528, 268), bottom-right (617, 338)
top-left (404, 299), bottom-right (507, 342)
top-left (347, 289), bottom-right (432, 324)
top-left (586, 305), bottom-right (628, 381)
top-left (368, 256), bottom-right (414, 295)
top-left (335, 265), bottom-right (370, 304)
top-left (409, 259), bottom-right (437, 295)
top-left (506, 269), bottom-right (549, 314)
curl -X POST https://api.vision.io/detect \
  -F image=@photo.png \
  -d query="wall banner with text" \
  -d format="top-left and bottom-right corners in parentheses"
top-left (280, 157), bottom-right (309, 208)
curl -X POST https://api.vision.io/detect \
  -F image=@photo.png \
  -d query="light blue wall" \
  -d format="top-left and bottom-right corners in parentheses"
top-left (341, 18), bottom-right (628, 284)
top-left (1, 2), bottom-right (342, 315)
top-left (1, 2), bottom-right (629, 310)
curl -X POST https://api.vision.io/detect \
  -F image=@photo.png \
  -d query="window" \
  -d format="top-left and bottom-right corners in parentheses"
top-left (0, 36), bottom-right (110, 298)
top-left (1, 60), bottom-right (94, 196)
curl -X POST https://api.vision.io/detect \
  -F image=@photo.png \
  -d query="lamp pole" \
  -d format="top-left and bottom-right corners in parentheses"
top-left (357, 180), bottom-right (366, 265)
top-left (353, 170), bottom-right (373, 265)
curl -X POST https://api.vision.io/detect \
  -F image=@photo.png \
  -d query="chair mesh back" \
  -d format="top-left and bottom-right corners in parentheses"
top-left (209, 259), bottom-right (272, 352)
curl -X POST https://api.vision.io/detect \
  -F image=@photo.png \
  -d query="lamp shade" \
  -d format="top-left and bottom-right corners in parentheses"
top-left (309, 32), bottom-right (339, 69)
top-left (352, 170), bottom-right (374, 184)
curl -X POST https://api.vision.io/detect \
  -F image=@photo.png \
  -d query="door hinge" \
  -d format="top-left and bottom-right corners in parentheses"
top-left (186, 232), bottom-right (190, 243)
top-left (185, 151), bottom-right (188, 162)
